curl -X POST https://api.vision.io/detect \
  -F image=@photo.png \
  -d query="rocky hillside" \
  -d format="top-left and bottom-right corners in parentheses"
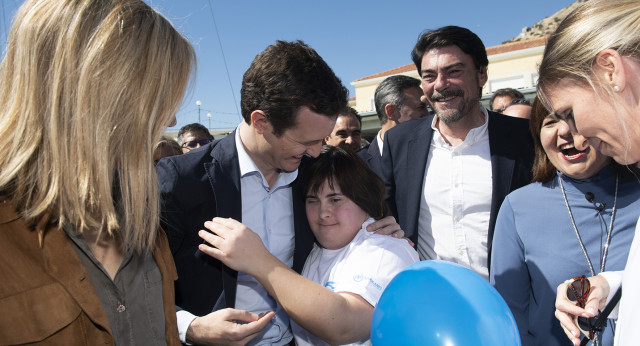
top-left (505, 0), bottom-right (589, 43)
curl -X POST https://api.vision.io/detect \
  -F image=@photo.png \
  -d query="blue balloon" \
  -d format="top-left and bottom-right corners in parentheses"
top-left (371, 260), bottom-right (520, 346)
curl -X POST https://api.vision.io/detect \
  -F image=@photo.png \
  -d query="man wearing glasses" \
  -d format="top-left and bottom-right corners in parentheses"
top-left (177, 123), bottom-right (214, 153)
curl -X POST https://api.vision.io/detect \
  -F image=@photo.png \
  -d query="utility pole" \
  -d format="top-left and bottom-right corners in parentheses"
top-left (196, 100), bottom-right (202, 123)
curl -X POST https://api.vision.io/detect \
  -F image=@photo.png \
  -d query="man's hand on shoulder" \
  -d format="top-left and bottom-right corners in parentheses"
top-left (366, 216), bottom-right (414, 247)
top-left (186, 308), bottom-right (274, 346)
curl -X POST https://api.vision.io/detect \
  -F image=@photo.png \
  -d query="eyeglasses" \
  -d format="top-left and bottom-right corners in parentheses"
top-left (566, 276), bottom-right (602, 340)
top-left (182, 139), bottom-right (212, 150)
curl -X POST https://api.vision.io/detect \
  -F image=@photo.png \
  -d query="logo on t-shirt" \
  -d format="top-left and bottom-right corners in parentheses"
top-left (353, 274), bottom-right (364, 282)
top-left (368, 278), bottom-right (383, 291)
top-left (325, 281), bottom-right (336, 290)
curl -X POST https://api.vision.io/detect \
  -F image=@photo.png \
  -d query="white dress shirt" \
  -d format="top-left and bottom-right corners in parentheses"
top-left (177, 128), bottom-right (296, 345)
top-left (417, 108), bottom-right (493, 280)
top-left (376, 130), bottom-right (384, 156)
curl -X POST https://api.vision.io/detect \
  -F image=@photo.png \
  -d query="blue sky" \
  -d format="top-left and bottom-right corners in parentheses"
top-left (1, 0), bottom-right (576, 132)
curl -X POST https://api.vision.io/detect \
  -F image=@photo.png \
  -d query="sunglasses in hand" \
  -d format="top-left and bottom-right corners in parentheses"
top-left (566, 276), bottom-right (602, 341)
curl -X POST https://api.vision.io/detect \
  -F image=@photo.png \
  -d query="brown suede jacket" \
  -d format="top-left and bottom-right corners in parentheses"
top-left (0, 200), bottom-right (180, 345)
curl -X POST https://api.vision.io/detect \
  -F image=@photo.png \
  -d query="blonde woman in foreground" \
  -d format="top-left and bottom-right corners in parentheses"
top-left (537, 0), bottom-right (640, 345)
top-left (0, 0), bottom-right (194, 344)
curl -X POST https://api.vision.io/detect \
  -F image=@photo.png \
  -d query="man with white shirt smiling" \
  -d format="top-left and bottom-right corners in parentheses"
top-left (381, 26), bottom-right (534, 279)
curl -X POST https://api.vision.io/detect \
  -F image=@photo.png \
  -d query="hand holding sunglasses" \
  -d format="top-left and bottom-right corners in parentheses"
top-left (566, 276), bottom-right (603, 341)
top-left (555, 275), bottom-right (610, 346)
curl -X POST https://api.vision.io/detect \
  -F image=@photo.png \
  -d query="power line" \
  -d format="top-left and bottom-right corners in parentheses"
top-left (182, 107), bottom-right (240, 118)
top-left (201, 109), bottom-right (240, 117)
top-left (176, 108), bottom-right (239, 130)
top-left (207, 0), bottom-right (242, 122)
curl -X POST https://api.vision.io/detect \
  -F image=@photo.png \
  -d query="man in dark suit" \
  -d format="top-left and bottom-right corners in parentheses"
top-left (382, 26), bottom-right (534, 280)
top-left (359, 75), bottom-right (429, 177)
top-left (157, 40), bottom-right (401, 345)
top-left (156, 40), bottom-right (347, 345)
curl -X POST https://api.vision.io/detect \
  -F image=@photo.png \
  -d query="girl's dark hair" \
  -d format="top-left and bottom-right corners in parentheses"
top-left (299, 146), bottom-right (388, 220)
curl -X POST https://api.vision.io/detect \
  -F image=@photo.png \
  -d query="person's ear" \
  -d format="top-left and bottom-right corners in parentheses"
top-left (594, 49), bottom-right (626, 92)
top-left (385, 104), bottom-right (398, 122)
top-left (477, 65), bottom-right (488, 87)
top-left (251, 110), bottom-right (269, 135)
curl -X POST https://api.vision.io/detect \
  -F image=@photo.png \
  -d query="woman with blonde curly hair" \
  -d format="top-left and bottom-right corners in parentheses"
top-left (0, 0), bottom-right (194, 344)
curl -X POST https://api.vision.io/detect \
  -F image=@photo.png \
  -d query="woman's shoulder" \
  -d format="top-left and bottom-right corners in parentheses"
top-left (504, 180), bottom-right (551, 204)
top-left (496, 180), bottom-right (560, 229)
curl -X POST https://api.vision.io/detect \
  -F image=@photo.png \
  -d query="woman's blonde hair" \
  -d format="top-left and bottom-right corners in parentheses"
top-left (537, 0), bottom-right (640, 106)
top-left (0, 0), bottom-right (195, 253)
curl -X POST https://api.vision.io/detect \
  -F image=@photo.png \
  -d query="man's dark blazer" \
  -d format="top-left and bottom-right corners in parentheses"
top-left (381, 111), bottom-right (534, 261)
top-left (156, 131), bottom-right (315, 316)
top-left (357, 137), bottom-right (382, 178)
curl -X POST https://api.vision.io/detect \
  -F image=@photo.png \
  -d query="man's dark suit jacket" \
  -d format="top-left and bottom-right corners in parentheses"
top-left (381, 111), bottom-right (534, 262)
top-left (156, 132), bottom-right (315, 316)
top-left (357, 136), bottom-right (382, 178)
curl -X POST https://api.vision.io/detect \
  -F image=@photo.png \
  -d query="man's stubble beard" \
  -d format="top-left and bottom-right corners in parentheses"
top-left (431, 87), bottom-right (482, 125)
top-left (434, 96), bottom-right (480, 124)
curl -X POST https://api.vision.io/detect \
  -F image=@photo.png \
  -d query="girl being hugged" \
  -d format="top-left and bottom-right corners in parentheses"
top-left (199, 145), bottom-right (418, 345)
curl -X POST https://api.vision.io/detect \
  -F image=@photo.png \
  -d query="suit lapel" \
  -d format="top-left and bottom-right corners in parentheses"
top-left (291, 160), bottom-right (314, 274)
top-left (367, 139), bottom-right (382, 175)
top-left (368, 137), bottom-right (380, 158)
top-left (206, 134), bottom-right (242, 221)
top-left (204, 133), bottom-right (242, 308)
top-left (405, 116), bottom-right (434, 241)
top-left (487, 113), bottom-right (515, 250)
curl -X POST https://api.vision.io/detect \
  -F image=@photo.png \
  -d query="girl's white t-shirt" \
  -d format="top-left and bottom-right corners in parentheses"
top-left (291, 218), bottom-right (419, 346)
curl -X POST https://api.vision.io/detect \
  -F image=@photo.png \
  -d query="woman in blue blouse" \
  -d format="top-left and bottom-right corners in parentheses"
top-left (490, 99), bottom-right (640, 346)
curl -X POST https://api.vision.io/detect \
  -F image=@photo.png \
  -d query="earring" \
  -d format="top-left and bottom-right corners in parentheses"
top-left (614, 85), bottom-right (621, 92)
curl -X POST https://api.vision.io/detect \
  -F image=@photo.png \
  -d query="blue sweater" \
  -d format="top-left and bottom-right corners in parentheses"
top-left (490, 165), bottom-right (640, 346)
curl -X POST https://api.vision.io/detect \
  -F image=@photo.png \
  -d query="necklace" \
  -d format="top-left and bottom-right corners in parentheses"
top-left (558, 173), bottom-right (618, 276)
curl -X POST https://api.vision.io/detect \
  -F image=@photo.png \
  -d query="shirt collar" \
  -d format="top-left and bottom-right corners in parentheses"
top-left (234, 125), bottom-right (298, 187)
top-left (235, 125), bottom-right (259, 177)
top-left (376, 130), bottom-right (384, 156)
top-left (430, 105), bottom-right (489, 148)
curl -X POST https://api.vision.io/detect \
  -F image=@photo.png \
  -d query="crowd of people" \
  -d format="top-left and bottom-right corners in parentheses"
top-left (1, 0), bottom-right (639, 345)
